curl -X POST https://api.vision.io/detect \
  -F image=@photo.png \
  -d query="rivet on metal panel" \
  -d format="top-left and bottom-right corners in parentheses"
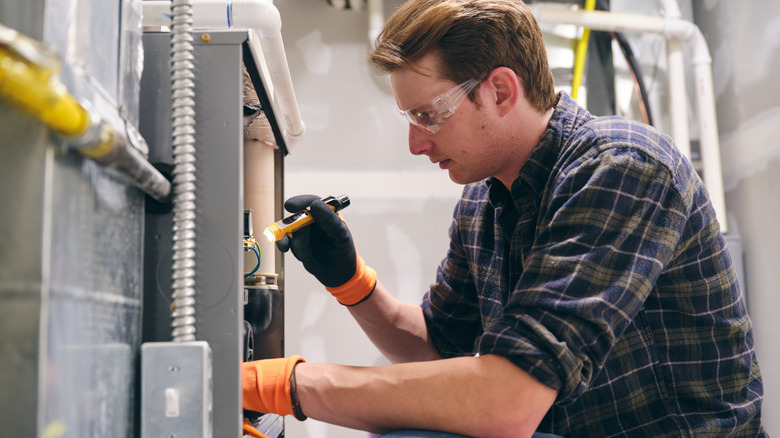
top-left (201, 34), bottom-right (211, 43)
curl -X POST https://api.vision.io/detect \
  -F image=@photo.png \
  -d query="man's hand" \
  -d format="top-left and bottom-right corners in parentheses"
top-left (242, 356), bottom-right (306, 419)
top-left (277, 194), bottom-right (376, 305)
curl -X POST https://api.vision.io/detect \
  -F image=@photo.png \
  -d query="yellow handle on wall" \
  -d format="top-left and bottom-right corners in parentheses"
top-left (0, 28), bottom-right (90, 137)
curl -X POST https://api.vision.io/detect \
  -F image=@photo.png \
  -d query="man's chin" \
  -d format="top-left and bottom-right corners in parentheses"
top-left (447, 170), bottom-right (478, 186)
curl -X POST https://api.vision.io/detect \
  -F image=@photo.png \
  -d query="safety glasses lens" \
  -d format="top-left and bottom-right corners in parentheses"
top-left (398, 79), bottom-right (480, 134)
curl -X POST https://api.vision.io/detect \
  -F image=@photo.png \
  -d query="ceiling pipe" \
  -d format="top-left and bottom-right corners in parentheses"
top-left (530, 6), bottom-right (727, 233)
top-left (143, 0), bottom-right (306, 152)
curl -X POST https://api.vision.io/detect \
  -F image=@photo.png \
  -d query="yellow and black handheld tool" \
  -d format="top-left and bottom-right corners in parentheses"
top-left (263, 195), bottom-right (350, 243)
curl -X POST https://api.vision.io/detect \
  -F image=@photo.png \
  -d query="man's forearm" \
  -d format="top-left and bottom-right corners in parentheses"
top-left (347, 280), bottom-right (440, 363)
top-left (294, 354), bottom-right (558, 437)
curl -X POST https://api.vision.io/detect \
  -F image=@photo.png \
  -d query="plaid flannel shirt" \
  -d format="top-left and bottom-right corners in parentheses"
top-left (421, 93), bottom-right (764, 437)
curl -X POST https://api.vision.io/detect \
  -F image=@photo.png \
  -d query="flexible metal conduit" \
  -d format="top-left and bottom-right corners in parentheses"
top-left (142, 0), bottom-right (306, 151)
top-left (170, 0), bottom-right (200, 342)
top-left (530, 6), bottom-right (728, 233)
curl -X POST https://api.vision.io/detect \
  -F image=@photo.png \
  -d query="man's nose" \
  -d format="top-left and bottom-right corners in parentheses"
top-left (408, 125), bottom-right (433, 156)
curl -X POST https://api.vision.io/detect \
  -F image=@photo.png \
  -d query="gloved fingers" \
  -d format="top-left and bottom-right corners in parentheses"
top-left (288, 226), bottom-right (314, 262)
top-left (284, 194), bottom-right (321, 213)
top-left (308, 199), bottom-right (351, 242)
top-left (275, 235), bottom-right (292, 253)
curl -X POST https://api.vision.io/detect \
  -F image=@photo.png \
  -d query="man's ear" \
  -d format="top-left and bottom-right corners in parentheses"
top-left (486, 67), bottom-right (520, 116)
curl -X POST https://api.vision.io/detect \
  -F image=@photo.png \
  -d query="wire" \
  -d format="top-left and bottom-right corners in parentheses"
top-left (594, 0), bottom-right (654, 126)
top-left (610, 30), bottom-right (654, 126)
top-left (243, 320), bottom-right (254, 361)
top-left (242, 419), bottom-right (271, 438)
top-left (245, 245), bottom-right (261, 278)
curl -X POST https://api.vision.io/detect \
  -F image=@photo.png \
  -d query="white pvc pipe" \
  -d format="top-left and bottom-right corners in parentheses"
top-left (663, 21), bottom-right (725, 233)
top-left (658, 10), bottom-right (725, 231)
top-left (530, 6), bottom-right (727, 232)
top-left (693, 63), bottom-right (726, 232)
top-left (666, 39), bottom-right (691, 158)
top-left (654, 0), bottom-right (690, 157)
top-left (531, 7), bottom-right (666, 35)
top-left (143, 0), bottom-right (306, 151)
top-left (244, 130), bottom-right (277, 276)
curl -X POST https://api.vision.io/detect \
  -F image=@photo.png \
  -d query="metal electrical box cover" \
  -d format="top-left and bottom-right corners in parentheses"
top-left (141, 341), bottom-right (213, 438)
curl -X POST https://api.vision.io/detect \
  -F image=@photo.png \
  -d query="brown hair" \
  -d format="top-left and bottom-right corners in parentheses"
top-left (369, 0), bottom-right (557, 112)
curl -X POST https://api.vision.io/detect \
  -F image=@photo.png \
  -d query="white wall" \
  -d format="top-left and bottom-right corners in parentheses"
top-left (693, 1), bottom-right (780, 434)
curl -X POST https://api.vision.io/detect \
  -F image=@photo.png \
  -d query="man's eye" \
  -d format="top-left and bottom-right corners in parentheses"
top-left (413, 110), bottom-right (437, 123)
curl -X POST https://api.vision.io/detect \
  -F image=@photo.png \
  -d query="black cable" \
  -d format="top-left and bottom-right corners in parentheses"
top-left (595, 0), bottom-right (655, 126)
top-left (612, 31), bottom-right (655, 126)
top-left (589, 26), bottom-right (617, 116)
top-left (243, 319), bottom-right (254, 362)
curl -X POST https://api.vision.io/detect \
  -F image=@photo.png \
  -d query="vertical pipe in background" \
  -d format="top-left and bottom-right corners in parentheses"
top-left (244, 113), bottom-right (277, 277)
top-left (693, 63), bottom-right (727, 232)
top-left (666, 39), bottom-right (691, 158)
top-left (530, 5), bottom-right (727, 232)
top-left (656, 0), bottom-right (692, 162)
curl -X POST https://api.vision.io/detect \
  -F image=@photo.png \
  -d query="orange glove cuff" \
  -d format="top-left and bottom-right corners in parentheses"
top-left (325, 255), bottom-right (377, 306)
top-left (242, 355), bottom-right (305, 417)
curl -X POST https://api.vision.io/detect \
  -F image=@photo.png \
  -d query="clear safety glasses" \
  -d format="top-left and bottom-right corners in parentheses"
top-left (397, 78), bottom-right (481, 134)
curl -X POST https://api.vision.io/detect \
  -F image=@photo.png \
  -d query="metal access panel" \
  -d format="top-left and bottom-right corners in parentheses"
top-left (139, 30), bottom-right (246, 438)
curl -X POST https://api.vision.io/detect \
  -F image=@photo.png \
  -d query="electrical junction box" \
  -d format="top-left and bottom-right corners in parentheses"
top-left (141, 341), bottom-right (213, 438)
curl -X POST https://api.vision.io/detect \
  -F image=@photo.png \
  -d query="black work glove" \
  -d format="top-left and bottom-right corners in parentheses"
top-left (277, 194), bottom-right (357, 288)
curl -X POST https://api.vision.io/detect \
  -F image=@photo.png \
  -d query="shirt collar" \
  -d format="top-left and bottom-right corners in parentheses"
top-left (510, 92), bottom-right (591, 201)
top-left (486, 177), bottom-right (510, 209)
top-left (485, 92), bottom-right (591, 208)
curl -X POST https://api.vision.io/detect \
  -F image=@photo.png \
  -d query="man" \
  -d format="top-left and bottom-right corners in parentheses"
top-left (243, 0), bottom-right (765, 436)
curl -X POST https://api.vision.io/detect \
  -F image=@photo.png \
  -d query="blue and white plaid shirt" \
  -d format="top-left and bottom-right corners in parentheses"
top-left (421, 93), bottom-right (765, 437)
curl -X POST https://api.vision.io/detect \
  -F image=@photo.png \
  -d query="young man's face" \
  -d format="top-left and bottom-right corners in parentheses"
top-left (389, 53), bottom-right (509, 185)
